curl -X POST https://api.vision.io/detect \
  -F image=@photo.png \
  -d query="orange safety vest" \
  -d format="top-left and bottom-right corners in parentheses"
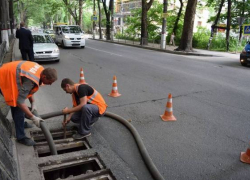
top-left (0, 61), bottom-right (44, 107)
top-left (72, 84), bottom-right (107, 115)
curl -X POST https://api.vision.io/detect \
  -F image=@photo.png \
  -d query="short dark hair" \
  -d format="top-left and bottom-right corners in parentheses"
top-left (20, 22), bottom-right (25, 27)
top-left (61, 78), bottom-right (75, 88)
top-left (42, 68), bottom-right (57, 81)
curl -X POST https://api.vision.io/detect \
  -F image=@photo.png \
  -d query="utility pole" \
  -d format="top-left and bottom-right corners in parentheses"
top-left (110, 0), bottom-right (114, 41)
top-left (93, 0), bottom-right (96, 39)
top-left (160, 0), bottom-right (167, 49)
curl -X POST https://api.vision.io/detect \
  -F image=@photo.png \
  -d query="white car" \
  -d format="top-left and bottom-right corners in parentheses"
top-left (32, 33), bottom-right (60, 62)
top-left (53, 25), bottom-right (85, 48)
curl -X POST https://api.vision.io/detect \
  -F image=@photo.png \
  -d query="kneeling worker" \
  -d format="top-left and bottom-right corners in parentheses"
top-left (0, 61), bottom-right (57, 146)
top-left (61, 78), bottom-right (107, 140)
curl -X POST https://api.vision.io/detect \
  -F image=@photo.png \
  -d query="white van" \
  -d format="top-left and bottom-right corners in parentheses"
top-left (53, 25), bottom-right (85, 48)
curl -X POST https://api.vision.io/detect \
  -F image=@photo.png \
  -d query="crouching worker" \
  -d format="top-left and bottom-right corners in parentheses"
top-left (61, 78), bottom-right (107, 140)
top-left (0, 61), bottom-right (57, 146)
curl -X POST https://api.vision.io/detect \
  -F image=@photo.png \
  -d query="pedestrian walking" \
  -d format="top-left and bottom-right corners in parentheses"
top-left (16, 22), bottom-right (34, 61)
top-left (0, 61), bottom-right (57, 146)
top-left (61, 78), bottom-right (108, 140)
top-left (169, 32), bottom-right (175, 46)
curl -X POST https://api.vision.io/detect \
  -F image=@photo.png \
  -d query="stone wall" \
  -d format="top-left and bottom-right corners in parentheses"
top-left (0, 39), bottom-right (18, 180)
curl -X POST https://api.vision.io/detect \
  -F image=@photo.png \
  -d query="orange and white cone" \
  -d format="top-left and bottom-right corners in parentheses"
top-left (160, 93), bottom-right (176, 121)
top-left (79, 67), bottom-right (86, 84)
top-left (108, 75), bottom-right (121, 97)
top-left (240, 142), bottom-right (250, 164)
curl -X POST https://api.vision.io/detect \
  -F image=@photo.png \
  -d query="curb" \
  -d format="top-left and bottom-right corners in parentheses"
top-left (89, 38), bottom-right (215, 57)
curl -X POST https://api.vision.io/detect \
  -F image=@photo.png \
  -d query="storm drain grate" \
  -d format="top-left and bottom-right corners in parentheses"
top-left (39, 155), bottom-right (116, 180)
top-left (30, 130), bottom-right (91, 157)
top-left (30, 130), bottom-right (76, 143)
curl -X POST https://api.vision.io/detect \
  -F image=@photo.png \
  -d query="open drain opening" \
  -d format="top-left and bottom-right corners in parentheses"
top-left (31, 129), bottom-right (91, 157)
top-left (31, 130), bottom-right (75, 143)
top-left (43, 160), bottom-right (101, 180)
top-left (35, 140), bottom-right (90, 157)
top-left (38, 144), bottom-right (88, 157)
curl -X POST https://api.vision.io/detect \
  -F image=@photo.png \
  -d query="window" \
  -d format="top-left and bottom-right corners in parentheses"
top-left (33, 35), bottom-right (53, 43)
top-left (62, 26), bottom-right (82, 33)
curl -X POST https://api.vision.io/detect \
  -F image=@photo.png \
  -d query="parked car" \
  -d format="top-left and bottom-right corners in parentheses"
top-left (44, 29), bottom-right (55, 39)
top-left (53, 25), bottom-right (85, 48)
top-left (32, 33), bottom-right (60, 62)
top-left (240, 42), bottom-right (250, 66)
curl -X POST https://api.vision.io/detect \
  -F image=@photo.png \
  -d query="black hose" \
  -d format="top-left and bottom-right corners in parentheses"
top-left (32, 109), bottom-right (58, 156)
top-left (104, 112), bottom-right (165, 180)
top-left (39, 110), bottom-right (165, 180)
top-left (40, 111), bottom-right (63, 119)
top-left (40, 121), bottom-right (58, 155)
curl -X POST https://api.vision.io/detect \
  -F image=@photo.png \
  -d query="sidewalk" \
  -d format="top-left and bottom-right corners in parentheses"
top-left (87, 34), bottom-right (240, 58)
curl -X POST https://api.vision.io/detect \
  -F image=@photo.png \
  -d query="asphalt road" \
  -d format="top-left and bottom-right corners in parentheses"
top-left (34, 39), bottom-right (250, 180)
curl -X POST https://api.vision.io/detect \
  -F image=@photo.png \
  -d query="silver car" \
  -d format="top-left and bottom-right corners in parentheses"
top-left (32, 33), bottom-right (60, 62)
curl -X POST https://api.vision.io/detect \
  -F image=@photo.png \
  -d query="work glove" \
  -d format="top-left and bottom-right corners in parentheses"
top-left (30, 115), bottom-right (44, 128)
top-left (31, 102), bottom-right (38, 112)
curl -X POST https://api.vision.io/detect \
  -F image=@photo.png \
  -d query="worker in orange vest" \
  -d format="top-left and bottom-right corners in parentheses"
top-left (61, 78), bottom-right (107, 140)
top-left (0, 61), bottom-right (57, 146)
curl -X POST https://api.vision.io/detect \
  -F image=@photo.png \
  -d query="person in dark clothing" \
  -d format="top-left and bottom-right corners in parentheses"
top-left (61, 78), bottom-right (108, 140)
top-left (16, 22), bottom-right (34, 61)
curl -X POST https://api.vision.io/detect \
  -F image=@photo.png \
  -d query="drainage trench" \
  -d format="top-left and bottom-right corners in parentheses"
top-left (30, 129), bottom-right (116, 180)
top-left (38, 111), bottom-right (165, 180)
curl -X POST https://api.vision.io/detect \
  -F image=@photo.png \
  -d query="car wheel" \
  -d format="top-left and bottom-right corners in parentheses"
top-left (55, 59), bottom-right (60, 62)
top-left (81, 46), bottom-right (85, 49)
top-left (241, 61), bottom-right (247, 66)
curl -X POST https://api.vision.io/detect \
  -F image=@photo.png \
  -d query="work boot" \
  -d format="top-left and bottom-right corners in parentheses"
top-left (17, 137), bottom-right (36, 146)
top-left (72, 132), bottom-right (91, 140)
top-left (24, 121), bottom-right (33, 128)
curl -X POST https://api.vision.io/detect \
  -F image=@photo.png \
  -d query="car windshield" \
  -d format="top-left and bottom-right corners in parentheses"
top-left (62, 26), bottom-right (82, 33)
top-left (33, 35), bottom-right (54, 43)
top-left (44, 30), bottom-right (54, 34)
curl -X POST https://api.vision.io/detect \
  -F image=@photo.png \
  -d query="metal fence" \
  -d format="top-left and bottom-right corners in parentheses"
top-left (0, 41), bottom-right (7, 66)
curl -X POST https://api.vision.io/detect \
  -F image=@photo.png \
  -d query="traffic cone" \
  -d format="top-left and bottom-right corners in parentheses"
top-left (108, 75), bottom-right (121, 97)
top-left (160, 93), bottom-right (176, 121)
top-left (79, 67), bottom-right (86, 84)
top-left (240, 142), bottom-right (250, 164)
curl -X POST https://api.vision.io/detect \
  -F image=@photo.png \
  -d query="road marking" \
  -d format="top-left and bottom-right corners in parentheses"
top-left (87, 46), bottom-right (123, 57)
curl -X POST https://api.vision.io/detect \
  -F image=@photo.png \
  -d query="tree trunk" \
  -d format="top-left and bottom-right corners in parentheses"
top-left (93, 0), bottom-right (96, 36)
top-left (239, 0), bottom-right (245, 42)
top-left (176, 0), bottom-right (197, 52)
top-left (62, 0), bottom-right (78, 25)
top-left (9, 0), bottom-right (14, 34)
top-left (207, 0), bottom-right (225, 49)
top-left (226, 0), bottom-right (231, 51)
top-left (141, 0), bottom-right (148, 45)
top-left (172, 0), bottom-right (183, 35)
top-left (79, 0), bottom-right (83, 28)
top-left (141, 0), bottom-right (154, 45)
top-left (102, 0), bottom-right (111, 40)
top-left (97, 0), bottom-right (103, 39)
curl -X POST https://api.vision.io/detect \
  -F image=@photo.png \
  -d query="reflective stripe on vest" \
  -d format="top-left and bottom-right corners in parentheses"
top-left (72, 84), bottom-right (107, 114)
top-left (0, 61), bottom-right (43, 107)
top-left (87, 90), bottom-right (98, 103)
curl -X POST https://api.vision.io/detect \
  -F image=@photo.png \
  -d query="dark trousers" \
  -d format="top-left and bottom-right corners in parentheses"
top-left (10, 106), bottom-right (26, 140)
top-left (0, 89), bottom-right (25, 140)
top-left (0, 89), bottom-right (26, 140)
top-left (71, 104), bottom-right (101, 135)
top-left (20, 48), bottom-right (34, 61)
